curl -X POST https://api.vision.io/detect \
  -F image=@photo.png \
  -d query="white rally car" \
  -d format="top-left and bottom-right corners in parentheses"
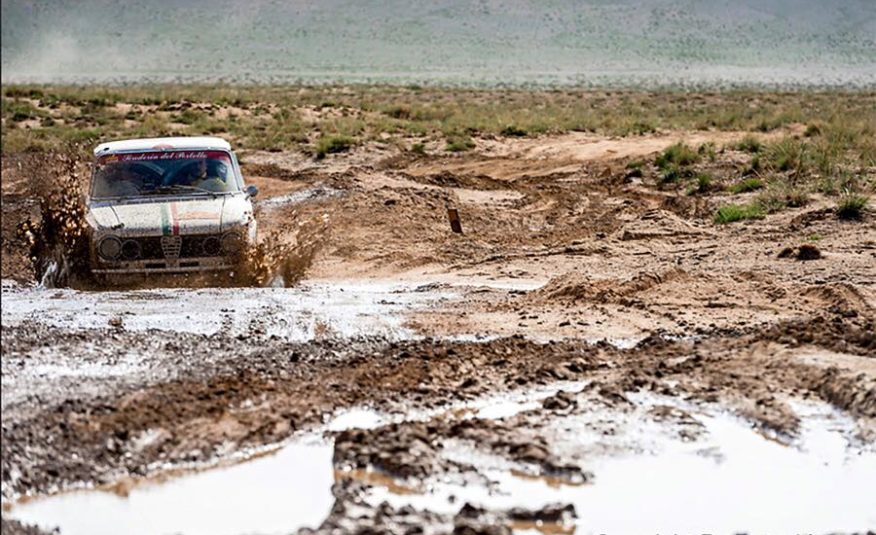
top-left (86, 137), bottom-right (258, 280)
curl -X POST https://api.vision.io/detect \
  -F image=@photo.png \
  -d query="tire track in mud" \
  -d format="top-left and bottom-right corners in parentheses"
top-left (2, 313), bottom-right (872, 503)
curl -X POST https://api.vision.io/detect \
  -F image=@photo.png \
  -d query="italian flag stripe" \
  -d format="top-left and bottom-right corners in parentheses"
top-left (160, 204), bottom-right (171, 236)
top-left (170, 203), bottom-right (180, 236)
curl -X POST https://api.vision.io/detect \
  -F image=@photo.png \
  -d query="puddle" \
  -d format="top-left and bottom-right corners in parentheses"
top-left (323, 380), bottom-right (589, 432)
top-left (327, 407), bottom-right (388, 431)
top-left (5, 386), bottom-right (874, 535)
top-left (255, 185), bottom-right (342, 208)
top-left (0, 280), bottom-right (455, 342)
top-left (2, 381), bottom-right (586, 534)
top-left (5, 440), bottom-right (334, 535)
top-left (364, 396), bottom-right (876, 534)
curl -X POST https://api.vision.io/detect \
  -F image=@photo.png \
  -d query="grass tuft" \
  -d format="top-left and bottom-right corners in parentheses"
top-left (729, 178), bottom-right (764, 194)
top-left (713, 203), bottom-right (765, 224)
top-left (500, 125), bottom-right (528, 137)
top-left (655, 142), bottom-right (699, 170)
top-left (445, 134), bottom-right (475, 152)
top-left (315, 135), bottom-right (356, 158)
top-left (735, 135), bottom-right (762, 153)
top-left (836, 193), bottom-right (868, 220)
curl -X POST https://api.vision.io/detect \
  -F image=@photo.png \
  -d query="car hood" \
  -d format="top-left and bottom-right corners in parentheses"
top-left (88, 195), bottom-right (252, 237)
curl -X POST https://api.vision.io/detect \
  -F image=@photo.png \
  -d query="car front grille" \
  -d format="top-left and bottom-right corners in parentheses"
top-left (127, 235), bottom-right (225, 260)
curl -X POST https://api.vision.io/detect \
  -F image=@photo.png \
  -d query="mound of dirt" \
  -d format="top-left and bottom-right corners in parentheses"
top-left (777, 244), bottom-right (822, 261)
top-left (616, 209), bottom-right (708, 241)
top-left (414, 170), bottom-right (508, 190)
top-left (532, 267), bottom-right (691, 304)
top-left (800, 283), bottom-right (874, 318)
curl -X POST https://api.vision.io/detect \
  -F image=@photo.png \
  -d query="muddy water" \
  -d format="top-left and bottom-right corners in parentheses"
top-left (6, 389), bottom-right (875, 535)
top-left (7, 439), bottom-right (335, 535)
top-left (0, 280), bottom-right (456, 342)
top-left (366, 396), bottom-right (876, 535)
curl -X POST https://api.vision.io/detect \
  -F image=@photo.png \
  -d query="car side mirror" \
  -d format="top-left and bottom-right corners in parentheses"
top-left (245, 185), bottom-right (259, 198)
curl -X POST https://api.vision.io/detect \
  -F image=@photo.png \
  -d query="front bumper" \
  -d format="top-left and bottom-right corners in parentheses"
top-left (91, 256), bottom-right (235, 274)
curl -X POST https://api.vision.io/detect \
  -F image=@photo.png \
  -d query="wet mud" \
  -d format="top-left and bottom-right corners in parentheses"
top-left (2, 129), bottom-right (875, 534)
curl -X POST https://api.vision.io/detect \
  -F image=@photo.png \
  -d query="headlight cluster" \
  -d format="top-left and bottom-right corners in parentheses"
top-left (221, 232), bottom-right (243, 255)
top-left (98, 236), bottom-right (142, 261)
top-left (98, 236), bottom-right (122, 260)
top-left (121, 239), bottom-right (142, 260)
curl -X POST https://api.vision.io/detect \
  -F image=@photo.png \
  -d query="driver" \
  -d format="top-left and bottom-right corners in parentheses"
top-left (196, 160), bottom-right (232, 192)
top-left (173, 159), bottom-right (231, 192)
top-left (177, 159), bottom-right (209, 186)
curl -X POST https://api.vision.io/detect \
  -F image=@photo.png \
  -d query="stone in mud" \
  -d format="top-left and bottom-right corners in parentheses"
top-left (507, 503), bottom-right (577, 523)
top-left (541, 390), bottom-right (577, 411)
top-left (0, 519), bottom-right (58, 535)
top-left (777, 246), bottom-right (795, 258)
top-left (796, 244), bottom-right (821, 261)
top-left (453, 504), bottom-right (511, 535)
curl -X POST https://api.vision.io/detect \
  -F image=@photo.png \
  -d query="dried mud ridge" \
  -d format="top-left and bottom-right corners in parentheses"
top-left (2, 313), bottom-right (873, 530)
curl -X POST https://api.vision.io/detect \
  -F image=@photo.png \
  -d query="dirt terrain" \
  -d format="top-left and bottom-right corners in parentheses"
top-left (2, 119), bottom-right (875, 534)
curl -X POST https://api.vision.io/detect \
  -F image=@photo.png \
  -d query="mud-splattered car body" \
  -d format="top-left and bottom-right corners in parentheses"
top-left (86, 137), bottom-right (257, 280)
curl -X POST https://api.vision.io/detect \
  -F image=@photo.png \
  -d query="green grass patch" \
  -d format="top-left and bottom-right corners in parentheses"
top-left (836, 193), bottom-right (869, 220)
top-left (445, 134), bottom-right (475, 152)
top-left (500, 125), bottom-right (528, 137)
top-left (734, 135), bottom-right (762, 153)
top-left (656, 142), bottom-right (699, 170)
top-left (315, 135), bottom-right (356, 157)
top-left (687, 173), bottom-right (714, 195)
top-left (713, 203), bottom-right (765, 224)
top-left (729, 178), bottom-right (764, 194)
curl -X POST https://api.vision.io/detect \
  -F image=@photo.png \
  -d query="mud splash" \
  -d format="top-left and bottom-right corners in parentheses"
top-left (239, 211), bottom-right (329, 288)
top-left (15, 144), bottom-right (93, 289)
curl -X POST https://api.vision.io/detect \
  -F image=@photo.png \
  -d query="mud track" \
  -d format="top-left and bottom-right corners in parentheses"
top-left (2, 130), bottom-right (875, 534)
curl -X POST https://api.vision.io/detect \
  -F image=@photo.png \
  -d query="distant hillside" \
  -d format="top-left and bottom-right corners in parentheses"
top-left (2, 0), bottom-right (875, 87)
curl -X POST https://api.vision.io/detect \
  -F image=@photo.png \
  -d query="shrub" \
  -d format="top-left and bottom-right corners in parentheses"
top-left (500, 125), bottom-right (528, 137)
top-left (315, 135), bottom-right (355, 158)
top-left (659, 165), bottom-right (682, 185)
top-left (656, 142), bottom-right (699, 170)
top-left (713, 203), bottom-right (765, 224)
top-left (410, 143), bottom-right (426, 154)
top-left (445, 135), bottom-right (475, 152)
top-left (836, 193), bottom-right (868, 220)
top-left (767, 138), bottom-right (804, 172)
top-left (384, 105), bottom-right (412, 119)
top-left (690, 173), bottom-right (713, 194)
top-left (698, 142), bottom-right (717, 162)
top-left (784, 187), bottom-right (810, 208)
top-left (729, 178), bottom-right (764, 194)
top-left (735, 135), bottom-right (762, 153)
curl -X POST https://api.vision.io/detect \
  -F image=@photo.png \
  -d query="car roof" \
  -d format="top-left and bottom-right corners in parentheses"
top-left (93, 136), bottom-right (232, 155)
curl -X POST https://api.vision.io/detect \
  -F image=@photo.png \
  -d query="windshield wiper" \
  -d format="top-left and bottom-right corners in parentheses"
top-left (154, 185), bottom-right (214, 195)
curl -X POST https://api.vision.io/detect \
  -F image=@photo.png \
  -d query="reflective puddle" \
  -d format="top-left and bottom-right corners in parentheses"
top-left (365, 397), bottom-right (876, 535)
top-left (6, 440), bottom-right (334, 535)
top-left (5, 393), bottom-right (875, 535)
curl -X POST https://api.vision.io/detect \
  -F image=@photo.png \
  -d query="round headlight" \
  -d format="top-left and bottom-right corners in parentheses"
top-left (98, 236), bottom-right (122, 260)
top-left (221, 232), bottom-right (243, 255)
top-left (202, 236), bottom-right (222, 256)
top-left (121, 240), bottom-right (142, 260)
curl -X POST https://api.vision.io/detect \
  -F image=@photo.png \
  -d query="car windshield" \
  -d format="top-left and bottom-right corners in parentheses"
top-left (91, 150), bottom-right (239, 199)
